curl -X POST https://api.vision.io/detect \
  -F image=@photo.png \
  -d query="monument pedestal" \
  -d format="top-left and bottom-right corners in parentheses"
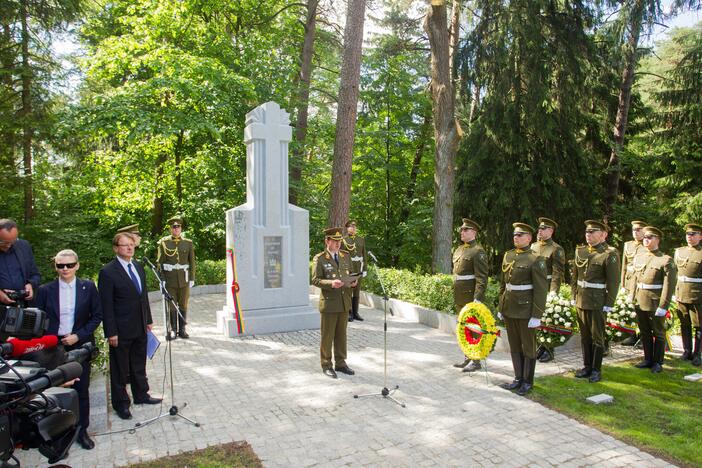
top-left (217, 304), bottom-right (318, 336)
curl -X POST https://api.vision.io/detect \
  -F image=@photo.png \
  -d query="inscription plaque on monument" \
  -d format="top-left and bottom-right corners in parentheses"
top-left (264, 236), bottom-right (282, 289)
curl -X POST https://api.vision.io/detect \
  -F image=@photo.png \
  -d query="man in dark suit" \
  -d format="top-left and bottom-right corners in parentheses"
top-left (0, 218), bottom-right (40, 305)
top-left (99, 232), bottom-right (161, 420)
top-left (35, 249), bottom-right (102, 449)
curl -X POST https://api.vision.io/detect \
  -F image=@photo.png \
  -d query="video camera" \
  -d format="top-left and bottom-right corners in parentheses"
top-left (0, 300), bottom-right (96, 466)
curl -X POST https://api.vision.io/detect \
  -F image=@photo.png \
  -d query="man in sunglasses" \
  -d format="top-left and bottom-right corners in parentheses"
top-left (632, 226), bottom-right (676, 373)
top-left (35, 249), bottom-right (102, 450)
top-left (674, 224), bottom-right (701, 366)
top-left (572, 220), bottom-right (620, 383)
top-left (0, 218), bottom-right (40, 306)
top-left (619, 220), bottom-right (647, 346)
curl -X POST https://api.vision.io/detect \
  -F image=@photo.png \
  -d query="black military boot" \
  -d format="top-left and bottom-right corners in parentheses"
top-left (500, 353), bottom-right (524, 390)
top-left (536, 345), bottom-right (546, 360)
top-left (692, 328), bottom-right (702, 367)
top-left (463, 359), bottom-right (482, 372)
top-left (516, 357), bottom-right (537, 396)
top-left (651, 339), bottom-right (665, 373)
top-left (634, 337), bottom-right (654, 368)
top-left (589, 346), bottom-right (604, 383)
top-left (621, 333), bottom-right (638, 346)
top-left (575, 342), bottom-right (592, 378)
top-left (538, 347), bottom-right (554, 363)
top-left (680, 315), bottom-right (692, 360)
top-left (453, 357), bottom-right (470, 368)
top-left (351, 296), bottom-right (363, 321)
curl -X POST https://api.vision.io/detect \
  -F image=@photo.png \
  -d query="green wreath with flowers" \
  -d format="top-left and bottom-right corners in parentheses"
top-left (456, 302), bottom-right (501, 360)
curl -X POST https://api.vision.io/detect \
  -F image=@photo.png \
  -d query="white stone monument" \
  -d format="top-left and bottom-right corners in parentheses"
top-left (216, 101), bottom-right (318, 336)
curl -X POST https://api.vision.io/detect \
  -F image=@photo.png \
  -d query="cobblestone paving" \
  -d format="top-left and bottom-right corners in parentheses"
top-left (18, 294), bottom-right (673, 467)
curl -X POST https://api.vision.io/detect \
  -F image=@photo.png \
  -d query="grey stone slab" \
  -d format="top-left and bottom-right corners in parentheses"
top-left (586, 393), bottom-right (615, 404)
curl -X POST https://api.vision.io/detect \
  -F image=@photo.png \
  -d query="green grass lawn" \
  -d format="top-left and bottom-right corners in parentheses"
top-left (530, 358), bottom-right (702, 467)
top-left (128, 441), bottom-right (262, 468)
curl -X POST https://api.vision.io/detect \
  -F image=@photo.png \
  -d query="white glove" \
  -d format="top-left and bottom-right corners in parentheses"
top-left (671, 295), bottom-right (676, 302)
top-left (655, 308), bottom-right (667, 317)
top-left (528, 318), bottom-right (541, 328)
top-left (362, 271), bottom-right (367, 278)
top-left (189, 280), bottom-right (194, 288)
top-left (497, 312), bottom-right (503, 321)
top-left (602, 306), bottom-right (613, 313)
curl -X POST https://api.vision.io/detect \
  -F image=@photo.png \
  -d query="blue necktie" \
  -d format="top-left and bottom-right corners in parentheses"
top-left (128, 263), bottom-right (142, 294)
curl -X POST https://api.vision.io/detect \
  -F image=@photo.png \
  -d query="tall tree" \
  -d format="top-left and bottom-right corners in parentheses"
top-left (328, 0), bottom-right (366, 227)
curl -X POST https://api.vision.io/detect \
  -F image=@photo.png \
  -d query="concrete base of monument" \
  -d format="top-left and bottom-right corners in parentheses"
top-left (216, 304), bottom-right (319, 337)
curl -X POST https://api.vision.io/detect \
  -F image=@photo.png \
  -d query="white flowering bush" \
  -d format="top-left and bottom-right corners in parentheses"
top-left (606, 288), bottom-right (638, 342)
top-left (537, 291), bottom-right (578, 349)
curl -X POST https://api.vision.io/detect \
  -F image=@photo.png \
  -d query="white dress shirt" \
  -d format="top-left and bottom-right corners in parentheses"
top-left (117, 256), bottom-right (142, 291)
top-left (58, 278), bottom-right (76, 336)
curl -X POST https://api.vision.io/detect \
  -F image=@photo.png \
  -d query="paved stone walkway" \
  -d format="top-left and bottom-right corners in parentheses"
top-left (18, 294), bottom-right (672, 467)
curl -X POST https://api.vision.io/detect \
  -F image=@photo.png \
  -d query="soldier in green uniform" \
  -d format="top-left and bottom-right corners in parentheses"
top-left (451, 218), bottom-right (489, 373)
top-left (311, 227), bottom-right (357, 379)
top-left (674, 223), bottom-right (702, 366)
top-left (531, 217), bottom-right (566, 363)
top-left (497, 223), bottom-right (548, 396)
top-left (156, 216), bottom-right (196, 339)
top-left (572, 220), bottom-right (620, 383)
top-left (342, 220), bottom-right (367, 322)
top-left (632, 226), bottom-right (677, 373)
top-left (620, 220), bottom-right (647, 346)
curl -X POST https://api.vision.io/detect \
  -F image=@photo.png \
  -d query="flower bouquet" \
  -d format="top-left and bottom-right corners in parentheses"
top-left (537, 291), bottom-right (577, 350)
top-left (606, 288), bottom-right (638, 342)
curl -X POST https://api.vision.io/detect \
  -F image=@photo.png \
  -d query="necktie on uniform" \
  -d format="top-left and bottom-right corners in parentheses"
top-left (334, 254), bottom-right (339, 264)
top-left (128, 263), bottom-right (142, 294)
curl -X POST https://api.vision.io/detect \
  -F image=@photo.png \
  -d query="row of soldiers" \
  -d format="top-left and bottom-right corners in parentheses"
top-left (452, 217), bottom-right (702, 394)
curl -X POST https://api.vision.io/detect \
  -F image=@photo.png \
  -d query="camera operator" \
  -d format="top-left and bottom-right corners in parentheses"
top-left (0, 219), bottom-right (40, 306)
top-left (34, 249), bottom-right (102, 450)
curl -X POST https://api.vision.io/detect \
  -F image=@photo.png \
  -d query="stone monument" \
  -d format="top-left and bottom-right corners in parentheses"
top-left (216, 101), bottom-right (318, 336)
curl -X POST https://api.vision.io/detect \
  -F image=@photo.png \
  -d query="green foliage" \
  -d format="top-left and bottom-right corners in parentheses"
top-left (196, 259), bottom-right (227, 286)
top-left (91, 324), bottom-right (110, 375)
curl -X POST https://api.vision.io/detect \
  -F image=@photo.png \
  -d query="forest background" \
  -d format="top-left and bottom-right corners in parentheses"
top-left (1, 0), bottom-right (701, 283)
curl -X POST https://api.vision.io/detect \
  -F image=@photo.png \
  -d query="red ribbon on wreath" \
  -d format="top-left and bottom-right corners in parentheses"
top-left (462, 316), bottom-right (501, 344)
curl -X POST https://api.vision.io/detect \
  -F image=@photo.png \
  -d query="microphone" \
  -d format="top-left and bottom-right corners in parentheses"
top-left (26, 361), bottom-right (84, 394)
top-left (2, 335), bottom-right (59, 358)
top-left (368, 251), bottom-right (379, 263)
top-left (141, 256), bottom-right (157, 269)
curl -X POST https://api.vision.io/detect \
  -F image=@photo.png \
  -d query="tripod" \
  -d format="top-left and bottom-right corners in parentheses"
top-left (136, 258), bottom-right (199, 428)
top-left (354, 252), bottom-right (405, 408)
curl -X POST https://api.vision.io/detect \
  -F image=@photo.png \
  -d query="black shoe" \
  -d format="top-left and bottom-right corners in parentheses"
top-left (650, 363), bottom-right (663, 373)
top-left (499, 379), bottom-right (522, 390)
top-left (621, 334), bottom-right (637, 346)
top-left (516, 382), bottom-right (533, 396)
top-left (453, 358), bottom-right (470, 368)
top-left (588, 370), bottom-right (602, 383)
top-left (352, 313), bottom-right (364, 321)
top-left (692, 355), bottom-right (702, 366)
top-left (536, 346), bottom-right (546, 360)
top-left (575, 367), bottom-right (591, 378)
top-left (323, 368), bottom-right (337, 379)
top-left (178, 330), bottom-right (190, 339)
top-left (114, 407), bottom-right (132, 420)
top-left (634, 360), bottom-right (652, 369)
top-left (463, 360), bottom-right (482, 372)
top-left (77, 431), bottom-right (95, 450)
top-left (538, 349), bottom-right (554, 363)
top-left (348, 314), bottom-right (354, 322)
top-left (680, 351), bottom-right (691, 361)
top-left (335, 366), bottom-right (355, 375)
top-left (134, 396), bottom-right (162, 405)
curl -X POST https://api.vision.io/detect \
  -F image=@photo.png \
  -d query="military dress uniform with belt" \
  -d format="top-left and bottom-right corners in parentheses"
top-left (674, 223), bottom-right (702, 366)
top-left (498, 223), bottom-right (548, 396)
top-left (311, 228), bottom-right (356, 379)
top-left (631, 226), bottom-right (676, 373)
top-left (618, 221), bottom-right (647, 347)
top-left (342, 220), bottom-right (367, 322)
top-left (531, 217), bottom-right (565, 363)
top-left (156, 216), bottom-right (196, 339)
top-left (452, 218), bottom-right (489, 372)
top-left (572, 220), bottom-right (620, 383)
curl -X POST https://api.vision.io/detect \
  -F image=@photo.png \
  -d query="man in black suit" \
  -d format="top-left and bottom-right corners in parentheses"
top-left (0, 218), bottom-right (40, 305)
top-left (99, 232), bottom-right (161, 420)
top-left (35, 249), bottom-right (102, 449)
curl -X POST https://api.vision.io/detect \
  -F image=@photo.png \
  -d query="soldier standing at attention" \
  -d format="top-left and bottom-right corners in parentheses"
top-left (451, 218), bottom-right (489, 373)
top-left (632, 226), bottom-right (676, 373)
top-left (674, 223), bottom-right (702, 366)
top-left (311, 228), bottom-right (357, 379)
top-left (342, 220), bottom-right (367, 322)
top-left (498, 223), bottom-right (548, 396)
top-left (157, 216), bottom-right (196, 339)
top-left (531, 217), bottom-right (565, 363)
top-left (620, 220), bottom-right (647, 346)
top-left (572, 220), bottom-right (620, 383)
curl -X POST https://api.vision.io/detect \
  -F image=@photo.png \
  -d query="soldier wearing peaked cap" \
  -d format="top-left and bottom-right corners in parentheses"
top-left (531, 217), bottom-right (566, 363)
top-left (342, 220), bottom-right (367, 322)
top-left (572, 220), bottom-right (620, 383)
top-left (452, 218), bottom-right (489, 373)
top-left (498, 223), bottom-right (548, 396)
top-left (673, 224), bottom-right (702, 366)
top-left (311, 228), bottom-right (357, 379)
top-left (156, 216), bottom-right (196, 339)
top-left (631, 226), bottom-right (676, 373)
top-left (117, 224), bottom-right (141, 247)
top-left (619, 220), bottom-right (647, 347)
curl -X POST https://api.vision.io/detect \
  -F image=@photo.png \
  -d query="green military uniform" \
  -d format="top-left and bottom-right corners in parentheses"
top-left (621, 221), bottom-right (647, 295)
top-left (156, 216), bottom-right (196, 338)
top-left (498, 223), bottom-right (548, 395)
top-left (631, 226), bottom-right (676, 372)
top-left (674, 223), bottom-right (702, 366)
top-left (342, 221), bottom-right (367, 322)
top-left (311, 228), bottom-right (354, 375)
top-left (572, 220), bottom-right (620, 382)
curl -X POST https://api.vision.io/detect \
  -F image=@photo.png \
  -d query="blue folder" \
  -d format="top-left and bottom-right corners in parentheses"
top-left (146, 330), bottom-right (161, 359)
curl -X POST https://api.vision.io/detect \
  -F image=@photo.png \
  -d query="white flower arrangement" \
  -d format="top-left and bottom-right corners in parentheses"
top-left (537, 291), bottom-right (578, 348)
top-left (606, 288), bottom-right (638, 342)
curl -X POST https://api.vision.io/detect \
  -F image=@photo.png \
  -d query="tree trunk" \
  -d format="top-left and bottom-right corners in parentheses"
top-left (328, 0), bottom-right (366, 228)
top-left (19, 0), bottom-right (33, 223)
top-left (604, 0), bottom-right (644, 221)
top-left (1, 23), bottom-right (16, 171)
top-left (152, 152), bottom-right (167, 237)
top-left (174, 129), bottom-right (184, 206)
top-left (449, 0), bottom-right (461, 99)
top-left (290, 0), bottom-right (319, 206)
top-left (425, 0), bottom-right (460, 274)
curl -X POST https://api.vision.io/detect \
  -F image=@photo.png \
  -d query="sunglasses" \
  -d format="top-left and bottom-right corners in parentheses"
top-left (686, 231), bottom-right (700, 236)
top-left (643, 234), bottom-right (658, 240)
top-left (55, 262), bottom-right (77, 269)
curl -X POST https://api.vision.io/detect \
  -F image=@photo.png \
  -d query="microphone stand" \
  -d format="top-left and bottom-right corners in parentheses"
top-left (136, 257), bottom-right (199, 428)
top-left (354, 252), bottom-right (405, 408)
